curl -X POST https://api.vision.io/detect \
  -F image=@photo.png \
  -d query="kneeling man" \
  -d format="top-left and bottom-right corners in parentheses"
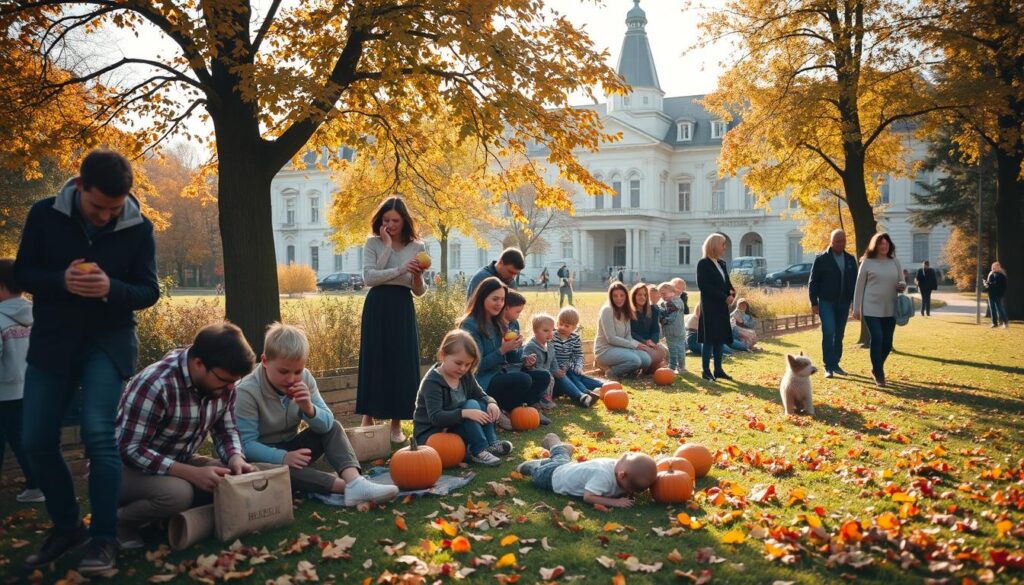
top-left (115, 322), bottom-right (258, 549)
top-left (236, 323), bottom-right (398, 506)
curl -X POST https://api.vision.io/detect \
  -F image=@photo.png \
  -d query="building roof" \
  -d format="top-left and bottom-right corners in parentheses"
top-left (616, 1), bottom-right (661, 90)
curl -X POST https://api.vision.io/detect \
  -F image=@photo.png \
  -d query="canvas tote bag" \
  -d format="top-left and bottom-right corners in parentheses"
top-left (213, 465), bottom-right (293, 541)
top-left (344, 424), bottom-right (392, 462)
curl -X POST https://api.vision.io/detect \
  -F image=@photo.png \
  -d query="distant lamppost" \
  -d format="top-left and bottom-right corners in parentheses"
top-left (975, 147), bottom-right (984, 325)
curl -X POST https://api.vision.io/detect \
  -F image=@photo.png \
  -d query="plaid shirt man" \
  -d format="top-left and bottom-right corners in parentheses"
top-left (116, 347), bottom-right (243, 474)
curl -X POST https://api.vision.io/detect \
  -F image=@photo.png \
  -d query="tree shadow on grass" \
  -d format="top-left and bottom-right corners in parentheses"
top-left (894, 350), bottom-right (1024, 376)
top-left (870, 379), bottom-right (1024, 431)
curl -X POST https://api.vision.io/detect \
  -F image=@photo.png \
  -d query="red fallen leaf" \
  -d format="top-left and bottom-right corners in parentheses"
top-left (751, 484), bottom-right (776, 504)
top-left (616, 552), bottom-right (632, 560)
top-left (401, 495), bottom-right (414, 505)
top-left (990, 549), bottom-right (1024, 569)
top-left (395, 517), bottom-right (407, 531)
top-left (813, 506), bottom-right (826, 516)
top-left (516, 515), bottom-right (529, 523)
top-left (597, 535), bottom-right (610, 546)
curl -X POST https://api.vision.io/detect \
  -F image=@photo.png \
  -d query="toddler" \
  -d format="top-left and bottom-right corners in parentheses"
top-left (730, 298), bottom-right (759, 350)
top-left (518, 433), bottom-right (658, 508)
top-left (550, 307), bottom-right (604, 399)
top-left (531, 313), bottom-right (595, 407)
top-left (413, 330), bottom-right (512, 467)
top-left (658, 281), bottom-right (689, 371)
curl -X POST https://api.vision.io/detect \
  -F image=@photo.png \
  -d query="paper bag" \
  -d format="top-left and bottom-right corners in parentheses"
top-left (168, 504), bottom-right (214, 550)
top-left (345, 424), bottom-right (391, 462)
top-left (213, 466), bottom-right (293, 541)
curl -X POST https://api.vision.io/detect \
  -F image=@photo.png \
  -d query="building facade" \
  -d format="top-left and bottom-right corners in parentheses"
top-left (270, 1), bottom-right (948, 286)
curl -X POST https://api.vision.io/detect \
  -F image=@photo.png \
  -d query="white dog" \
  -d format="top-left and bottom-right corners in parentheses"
top-left (780, 352), bottom-right (817, 415)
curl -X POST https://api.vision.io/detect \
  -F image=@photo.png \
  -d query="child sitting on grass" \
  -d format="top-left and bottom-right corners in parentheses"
top-left (525, 313), bottom-right (594, 408)
top-left (517, 433), bottom-right (658, 508)
top-left (413, 330), bottom-right (512, 467)
top-left (503, 290), bottom-right (555, 412)
top-left (550, 306), bottom-right (604, 400)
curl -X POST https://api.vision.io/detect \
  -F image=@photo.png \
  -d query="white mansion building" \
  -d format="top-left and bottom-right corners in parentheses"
top-left (271, 1), bottom-right (948, 286)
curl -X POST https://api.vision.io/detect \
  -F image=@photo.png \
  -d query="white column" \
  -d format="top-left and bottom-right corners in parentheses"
top-left (625, 229), bottom-right (633, 273)
top-left (573, 230), bottom-right (582, 266)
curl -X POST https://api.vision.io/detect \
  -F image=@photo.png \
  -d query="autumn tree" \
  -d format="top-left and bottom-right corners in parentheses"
top-left (328, 112), bottom-right (502, 278)
top-left (496, 179), bottom-right (574, 264)
top-left (698, 0), bottom-right (942, 261)
top-left (914, 0), bottom-right (1024, 318)
top-left (1, 1), bottom-right (623, 351)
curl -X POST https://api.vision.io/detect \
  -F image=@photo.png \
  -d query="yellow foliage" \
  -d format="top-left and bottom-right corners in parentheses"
top-left (277, 264), bottom-right (318, 296)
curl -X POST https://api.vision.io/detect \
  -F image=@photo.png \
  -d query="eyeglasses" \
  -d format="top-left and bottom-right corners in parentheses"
top-left (204, 364), bottom-right (238, 387)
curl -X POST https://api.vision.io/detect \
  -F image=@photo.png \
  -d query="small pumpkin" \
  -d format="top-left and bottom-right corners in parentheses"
top-left (389, 437), bottom-right (442, 490)
top-left (653, 367), bottom-right (675, 386)
top-left (426, 430), bottom-right (466, 469)
top-left (673, 443), bottom-right (713, 478)
top-left (510, 404), bottom-right (540, 431)
top-left (599, 381), bottom-right (622, 398)
top-left (602, 389), bottom-right (629, 411)
top-left (650, 469), bottom-right (693, 504)
top-left (656, 456), bottom-right (696, 479)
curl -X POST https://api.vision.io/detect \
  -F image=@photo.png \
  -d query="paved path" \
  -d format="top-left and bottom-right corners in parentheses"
top-left (932, 290), bottom-right (984, 316)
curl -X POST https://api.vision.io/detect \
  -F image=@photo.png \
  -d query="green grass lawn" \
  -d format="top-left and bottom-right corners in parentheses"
top-left (2, 313), bottom-right (1021, 584)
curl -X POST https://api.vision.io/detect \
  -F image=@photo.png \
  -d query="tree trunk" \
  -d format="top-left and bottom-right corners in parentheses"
top-left (438, 227), bottom-right (449, 282)
top-left (994, 144), bottom-right (1024, 319)
top-left (214, 125), bottom-right (281, 355)
top-left (841, 149), bottom-right (878, 346)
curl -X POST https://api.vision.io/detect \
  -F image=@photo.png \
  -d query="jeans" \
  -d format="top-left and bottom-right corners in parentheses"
top-left (596, 347), bottom-right (652, 377)
top-left (531, 444), bottom-right (574, 491)
top-left (553, 376), bottom-right (586, 401)
top-left (565, 370), bottom-right (603, 391)
top-left (487, 370), bottom-right (550, 411)
top-left (863, 316), bottom-right (896, 374)
top-left (920, 290), bottom-right (932, 316)
top-left (818, 300), bottom-right (850, 371)
top-left (0, 399), bottom-right (37, 489)
top-left (22, 348), bottom-right (124, 540)
top-left (453, 400), bottom-right (499, 457)
top-left (559, 287), bottom-right (573, 308)
top-left (701, 343), bottom-right (724, 375)
top-left (990, 296), bottom-right (1008, 325)
top-left (666, 336), bottom-right (686, 369)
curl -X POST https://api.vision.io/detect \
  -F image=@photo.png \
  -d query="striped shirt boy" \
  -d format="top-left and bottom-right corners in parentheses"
top-left (551, 331), bottom-right (585, 374)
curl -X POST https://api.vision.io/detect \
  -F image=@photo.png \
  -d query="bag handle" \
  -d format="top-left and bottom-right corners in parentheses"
top-left (251, 478), bottom-right (269, 491)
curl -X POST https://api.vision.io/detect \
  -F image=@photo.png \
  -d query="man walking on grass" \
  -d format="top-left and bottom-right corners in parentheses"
top-left (808, 229), bottom-right (858, 379)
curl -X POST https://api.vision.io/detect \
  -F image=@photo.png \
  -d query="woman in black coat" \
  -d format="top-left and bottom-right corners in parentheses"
top-left (696, 233), bottom-right (735, 382)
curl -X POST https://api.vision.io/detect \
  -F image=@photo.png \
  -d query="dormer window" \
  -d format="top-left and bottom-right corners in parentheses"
top-left (711, 120), bottom-right (728, 139)
top-left (677, 122), bottom-right (693, 142)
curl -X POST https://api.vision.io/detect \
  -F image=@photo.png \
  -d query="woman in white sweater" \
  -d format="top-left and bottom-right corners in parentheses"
top-left (594, 281), bottom-right (653, 379)
top-left (852, 232), bottom-right (906, 387)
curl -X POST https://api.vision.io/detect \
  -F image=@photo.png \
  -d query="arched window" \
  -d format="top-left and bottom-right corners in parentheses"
top-left (610, 174), bottom-right (623, 209)
top-left (627, 172), bottom-right (641, 208)
top-left (677, 236), bottom-right (692, 266)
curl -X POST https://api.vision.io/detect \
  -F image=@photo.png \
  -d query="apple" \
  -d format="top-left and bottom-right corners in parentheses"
top-left (77, 262), bottom-right (98, 273)
top-left (504, 331), bottom-right (519, 341)
top-left (415, 251), bottom-right (432, 269)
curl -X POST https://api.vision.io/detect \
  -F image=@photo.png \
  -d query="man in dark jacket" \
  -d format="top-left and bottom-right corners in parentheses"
top-left (15, 150), bottom-right (159, 576)
top-left (465, 247), bottom-right (524, 300)
top-left (808, 229), bottom-right (858, 378)
top-left (915, 260), bottom-right (938, 316)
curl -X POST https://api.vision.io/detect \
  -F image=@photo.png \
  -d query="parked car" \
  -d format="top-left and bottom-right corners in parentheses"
top-left (766, 263), bottom-right (813, 287)
top-left (730, 256), bottom-right (768, 284)
top-left (317, 272), bottom-right (364, 292)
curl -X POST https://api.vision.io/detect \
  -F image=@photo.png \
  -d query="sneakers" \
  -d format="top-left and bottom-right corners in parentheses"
top-left (116, 522), bottom-right (145, 550)
top-left (497, 411), bottom-right (513, 431)
top-left (16, 488), bottom-right (45, 503)
top-left (579, 394), bottom-right (595, 408)
top-left (540, 433), bottom-right (561, 451)
top-left (344, 477), bottom-right (400, 506)
top-left (78, 538), bottom-right (118, 577)
top-left (538, 411), bottom-right (552, 426)
top-left (516, 459), bottom-right (542, 476)
top-left (486, 440), bottom-right (513, 457)
top-left (469, 450), bottom-right (501, 467)
top-left (24, 524), bottom-right (90, 570)
top-left (823, 370), bottom-right (834, 379)
top-left (832, 366), bottom-right (848, 376)
top-left (713, 371), bottom-right (733, 381)
top-left (390, 429), bottom-right (406, 443)
top-left (537, 399), bottom-right (557, 411)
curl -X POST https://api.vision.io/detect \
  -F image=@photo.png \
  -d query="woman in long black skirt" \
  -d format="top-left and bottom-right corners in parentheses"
top-left (696, 232), bottom-right (736, 383)
top-left (357, 197), bottom-right (427, 443)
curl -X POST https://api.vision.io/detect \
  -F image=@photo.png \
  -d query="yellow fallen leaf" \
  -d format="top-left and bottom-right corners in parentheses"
top-left (996, 519), bottom-right (1013, 538)
top-left (435, 517), bottom-right (457, 537)
top-left (876, 512), bottom-right (899, 530)
top-left (765, 542), bottom-right (787, 558)
top-left (721, 529), bottom-right (745, 544)
top-left (603, 522), bottom-right (623, 532)
top-left (496, 553), bottom-right (517, 568)
top-left (799, 513), bottom-right (822, 529)
top-left (451, 536), bottom-right (471, 553)
top-left (500, 534), bottom-right (519, 547)
top-left (611, 572), bottom-right (626, 585)
top-left (891, 492), bottom-right (916, 503)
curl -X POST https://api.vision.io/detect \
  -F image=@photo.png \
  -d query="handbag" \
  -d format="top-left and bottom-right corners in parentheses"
top-left (213, 465), bottom-right (293, 541)
top-left (344, 424), bottom-right (392, 461)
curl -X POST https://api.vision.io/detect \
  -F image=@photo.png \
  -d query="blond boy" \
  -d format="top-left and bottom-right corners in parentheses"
top-left (550, 307), bottom-right (603, 402)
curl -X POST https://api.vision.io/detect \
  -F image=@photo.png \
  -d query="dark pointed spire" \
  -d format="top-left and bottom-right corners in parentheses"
top-left (616, 0), bottom-right (661, 90)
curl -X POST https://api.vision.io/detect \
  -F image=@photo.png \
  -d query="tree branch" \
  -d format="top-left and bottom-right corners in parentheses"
top-left (250, 0), bottom-right (282, 56)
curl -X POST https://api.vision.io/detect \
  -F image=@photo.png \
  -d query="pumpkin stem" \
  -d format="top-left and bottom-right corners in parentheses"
top-left (409, 436), bottom-right (418, 451)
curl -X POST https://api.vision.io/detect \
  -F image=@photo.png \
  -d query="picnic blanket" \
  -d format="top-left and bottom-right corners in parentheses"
top-left (364, 466), bottom-right (476, 497)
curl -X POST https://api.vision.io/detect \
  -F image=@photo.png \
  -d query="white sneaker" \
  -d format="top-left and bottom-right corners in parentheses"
top-left (344, 477), bottom-right (399, 506)
top-left (469, 450), bottom-right (501, 467)
top-left (16, 489), bottom-right (45, 503)
top-left (497, 412), bottom-right (513, 431)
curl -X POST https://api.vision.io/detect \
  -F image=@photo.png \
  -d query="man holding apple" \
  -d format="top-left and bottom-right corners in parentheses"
top-left (15, 150), bottom-right (159, 575)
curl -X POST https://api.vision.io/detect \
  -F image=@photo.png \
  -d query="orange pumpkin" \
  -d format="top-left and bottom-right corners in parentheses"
top-left (656, 456), bottom-right (696, 479)
top-left (602, 389), bottom-right (629, 411)
top-left (389, 437), bottom-right (442, 490)
top-left (599, 381), bottom-right (622, 398)
top-left (650, 469), bottom-right (693, 504)
top-left (673, 443), bottom-right (713, 478)
top-left (653, 368), bottom-right (675, 386)
top-left (510, 404), bottom-right (540, 431)
top-left (426, 430), bottom-right (466, 469)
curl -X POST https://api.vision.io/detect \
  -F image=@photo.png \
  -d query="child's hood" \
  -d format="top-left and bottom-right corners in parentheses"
top-left (0, 297), bottom-right (32, 327)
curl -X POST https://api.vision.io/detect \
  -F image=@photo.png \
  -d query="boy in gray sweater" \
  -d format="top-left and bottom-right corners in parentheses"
top-left (235, 323), bottom-right (398, 506)
top-left (524, 313), bottom-right (593, 407)
top-left (0, 258), bottom-right (42, 503)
